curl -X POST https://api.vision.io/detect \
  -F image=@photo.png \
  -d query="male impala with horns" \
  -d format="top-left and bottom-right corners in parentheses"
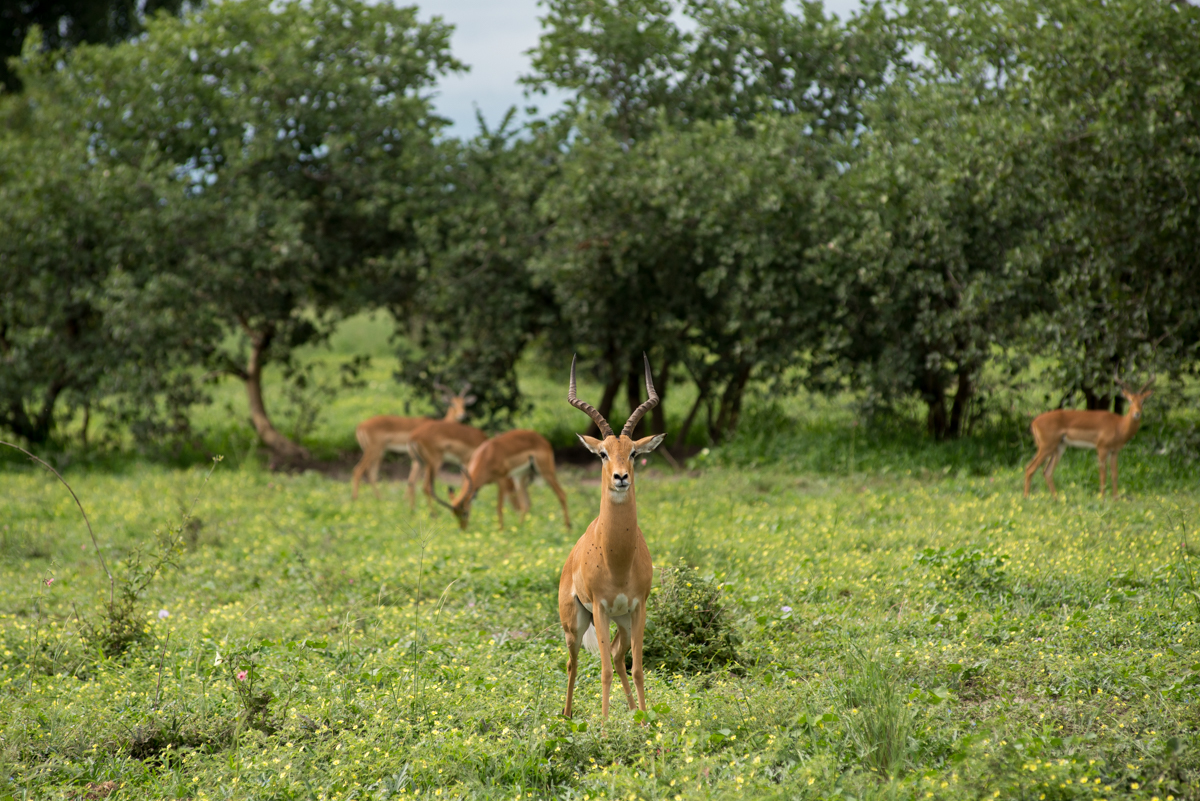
top-left (559, 354), bottom-right (664, 719)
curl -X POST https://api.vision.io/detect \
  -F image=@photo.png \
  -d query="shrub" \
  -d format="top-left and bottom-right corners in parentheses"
top-left (643, 560), bottom-right (742, 674)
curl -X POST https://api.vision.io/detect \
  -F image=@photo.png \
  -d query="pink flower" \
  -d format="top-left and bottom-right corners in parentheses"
top-left (158, 609), bottom-right (170, 619)
top-left (44, 577), bottom-right (54, 587)
top-left (236, 670), bottom-right (248, 682)
top-left (640, 458), bottom-right (647, 466)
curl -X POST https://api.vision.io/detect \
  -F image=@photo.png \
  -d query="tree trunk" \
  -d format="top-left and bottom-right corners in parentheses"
top-left (588, 358), bottom-right (622, 440)
top-left (947, 369), bottom-right (972, 439)
top-left (244, 329), bottom-right (309, 465)
top-left (1083, 387), bottom-right (1112, 411)
top-left (3, 381), bottom-right (62, 445)
top-left (923, 372), bottom-right (948, 440)
top-left (674, 387), bottom-right (705, 453)
top-left (710, 364), bottom-right (751, 443)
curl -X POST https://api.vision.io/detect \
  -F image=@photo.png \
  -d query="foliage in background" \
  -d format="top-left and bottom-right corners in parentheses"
top-left (392, 113), bottom-right (563, 424)
top-left (0, 91), bottom-right (207, 447)
top-left (10, 0), bottom-right (460, 461)
top-left (0, 0), bottom-right (186, 93)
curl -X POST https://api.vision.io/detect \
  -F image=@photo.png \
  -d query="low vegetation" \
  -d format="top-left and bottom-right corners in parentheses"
top-left (3, 411), bottom-right (1199, 798)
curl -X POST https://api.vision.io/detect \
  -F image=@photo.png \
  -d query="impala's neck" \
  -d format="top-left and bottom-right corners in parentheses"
top-left (596, 486), bottom-right (640, 572)
top-left (1120, 411), bottom-right (1140, 440)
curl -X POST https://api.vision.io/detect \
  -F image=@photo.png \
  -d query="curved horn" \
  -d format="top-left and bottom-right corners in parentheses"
top-left (621, 353), bottom-right (659, 438)
top-left (432, 381), bottom-right (452, 396)
top-left (459, 381), bottom-right (472, 395)
top-left (1139, 374), bottom-right (1156, 393)
top-left (568, 354), bottom-right (613, 439)
top-left (432, 492), bottom-right (456, 511)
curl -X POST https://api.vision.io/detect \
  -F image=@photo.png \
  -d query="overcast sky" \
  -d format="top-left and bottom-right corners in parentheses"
top-left (416, 0), bottom-right (867, 137)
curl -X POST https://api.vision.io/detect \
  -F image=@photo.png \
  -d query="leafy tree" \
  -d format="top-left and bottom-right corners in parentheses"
top-left (526, 0), bottom-right (898, 139)
top-left (393, 113), bottom-right (563, 423)
top-left (526, 0), bottom-right (893, 440)
top-left (0, 95), bottom-right (206, 446)
top-left (534, 113), bottom-right (830, 443)
top-left (18, 0), bottom-right (461, 462)
top-left (0, 0), bottom-right (185, 93)
top-left (809, 81), bottom-right (1049, 439)
top-left (1014, 0), bottom-right (1200, 409)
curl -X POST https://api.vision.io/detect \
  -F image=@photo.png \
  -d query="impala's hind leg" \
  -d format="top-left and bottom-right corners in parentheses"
top-left (1024, 445), bottom-right (1054, 497)
top-left (1043, 442), bottom-right (1066, 498)
top-left (405, 459), bottom-right (423, 510)
top-left (1096, 448), bottom-right (1109, 498)
top-left (536, 454), bottom-right (571, 530)
top-left (611, 617), bottom-right (636, 711)
top-left (352, 445), bottom-right (383, 501)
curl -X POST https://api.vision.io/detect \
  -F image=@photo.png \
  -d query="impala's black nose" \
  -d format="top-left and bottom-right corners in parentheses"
top-left (613, 472), bottom-right (630, 488)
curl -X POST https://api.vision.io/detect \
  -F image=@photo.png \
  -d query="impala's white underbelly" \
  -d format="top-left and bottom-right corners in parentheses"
top-left (508, 459), bottom-right (535, 480)
top-left (1064, 438), bottom-right (1097, 450)
top-left (385, 443), bottom-right (410, 454)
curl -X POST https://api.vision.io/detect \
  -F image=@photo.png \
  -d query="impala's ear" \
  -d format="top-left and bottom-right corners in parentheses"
top-left (577, 434), bottom-right (605, 455)
top-left (463, 394), bottom-right (477, 406)
top-left (632, 434), bottom-right (665, 455)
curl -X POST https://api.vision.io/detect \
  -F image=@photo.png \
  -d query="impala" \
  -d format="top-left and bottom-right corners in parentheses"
top-left (559, 354), bottom-right (663, 719)
top-left (351, 384), bottom-right (474, 502)
top-left (406, 418), bottom-right (518, 514)
top-left (1023, 376), bottom-right (1155, 499)
top-left (440, 429), bottom-right (572, 531)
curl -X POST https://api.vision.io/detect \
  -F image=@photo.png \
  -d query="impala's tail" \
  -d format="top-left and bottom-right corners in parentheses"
top-left (582, 623), bottom-right (600, 655)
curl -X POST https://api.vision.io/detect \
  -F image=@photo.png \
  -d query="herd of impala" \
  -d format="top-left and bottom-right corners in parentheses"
top-left (348, 362), bottom-right (1155, 719)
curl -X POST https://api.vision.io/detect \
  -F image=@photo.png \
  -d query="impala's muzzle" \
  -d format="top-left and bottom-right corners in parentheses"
top-left (612, 472), bottom-right (630, 491)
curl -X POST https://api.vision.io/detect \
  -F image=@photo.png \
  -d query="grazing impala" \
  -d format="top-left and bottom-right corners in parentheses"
top-left (1023, 376), bottom-right (1155, 499)
top-left (406, 419), bottom-right (519, 514)
top-left (351, 384), bottom-right (474, 501)
top-left (441, 430), bottom-right (572, 531)
top-left (559, 354), bottom-right (663, 720)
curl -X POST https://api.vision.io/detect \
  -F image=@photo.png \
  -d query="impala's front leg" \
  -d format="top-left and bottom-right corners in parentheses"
top-left (1110, 452), bottom-right (1120, 499)
top-left (1097, 448), bottom-right (1109, 498)
top-left (630, 603), bottom-right (648, 714)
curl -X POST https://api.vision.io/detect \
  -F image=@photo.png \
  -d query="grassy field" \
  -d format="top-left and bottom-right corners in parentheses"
top-left (4, 435), bottom-right (1200, 799)
top-left (4, 315), bottom-right (1200, 800)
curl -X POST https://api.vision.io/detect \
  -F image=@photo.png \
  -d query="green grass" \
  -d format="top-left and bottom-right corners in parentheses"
top-left (4, 314), bottom-right (1200, 798)
top-left (3, 446), bottom-right (1200, 799)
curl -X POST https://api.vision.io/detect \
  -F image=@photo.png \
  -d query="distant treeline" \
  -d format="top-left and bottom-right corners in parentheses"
top-left (1, 0), bottom-right (1197, 461)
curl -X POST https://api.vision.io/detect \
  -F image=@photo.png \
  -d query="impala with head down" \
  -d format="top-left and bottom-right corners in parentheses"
top-left (1024, 375), bottom-right (1154, 499)
top-left (440, 429), bottom-right (571, 531)
top-left (559, 354), bottom-right (663, 720)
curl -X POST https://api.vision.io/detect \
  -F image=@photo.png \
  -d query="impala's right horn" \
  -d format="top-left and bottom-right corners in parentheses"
top-left (568, 355), bottom-right (614, 439)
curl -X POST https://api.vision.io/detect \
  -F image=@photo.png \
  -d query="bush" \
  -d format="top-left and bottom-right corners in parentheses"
top-left (643, 560), bottom-right (742, 674)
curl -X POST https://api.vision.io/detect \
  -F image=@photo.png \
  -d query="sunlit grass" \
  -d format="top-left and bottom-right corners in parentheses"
top-left (3, 453), bottom-right (1199, 798)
